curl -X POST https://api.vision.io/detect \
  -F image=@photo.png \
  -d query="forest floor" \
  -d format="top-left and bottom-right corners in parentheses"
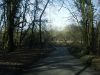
top-left (21, 47), bottom-right (100, 75)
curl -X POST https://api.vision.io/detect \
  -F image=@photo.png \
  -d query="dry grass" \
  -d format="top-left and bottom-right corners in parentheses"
top-left (92, 57), bottom-right (100, 71)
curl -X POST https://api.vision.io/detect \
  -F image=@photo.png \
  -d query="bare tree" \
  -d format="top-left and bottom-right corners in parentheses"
top-left (2, 0), bottom-right (22, 52)
top-left (39, 0), bottom-right (50, 48)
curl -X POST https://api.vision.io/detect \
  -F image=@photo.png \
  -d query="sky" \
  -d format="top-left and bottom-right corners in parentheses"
top-left (45, 0), bottom-right (100, 30)
top-left (46, 0), bottom-right (78, 30)
top-left (46, 5), bottom-right (72, 30)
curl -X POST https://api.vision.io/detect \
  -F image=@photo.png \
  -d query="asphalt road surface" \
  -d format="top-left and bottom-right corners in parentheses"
top-left (22, 47), bottom-right (100, 75)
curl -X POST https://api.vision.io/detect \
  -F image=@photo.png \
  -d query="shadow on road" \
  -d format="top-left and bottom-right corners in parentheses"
top-left (21, 47), bottom-right (99, 75)
top-left (0, 47), bottom-right (99, 75)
